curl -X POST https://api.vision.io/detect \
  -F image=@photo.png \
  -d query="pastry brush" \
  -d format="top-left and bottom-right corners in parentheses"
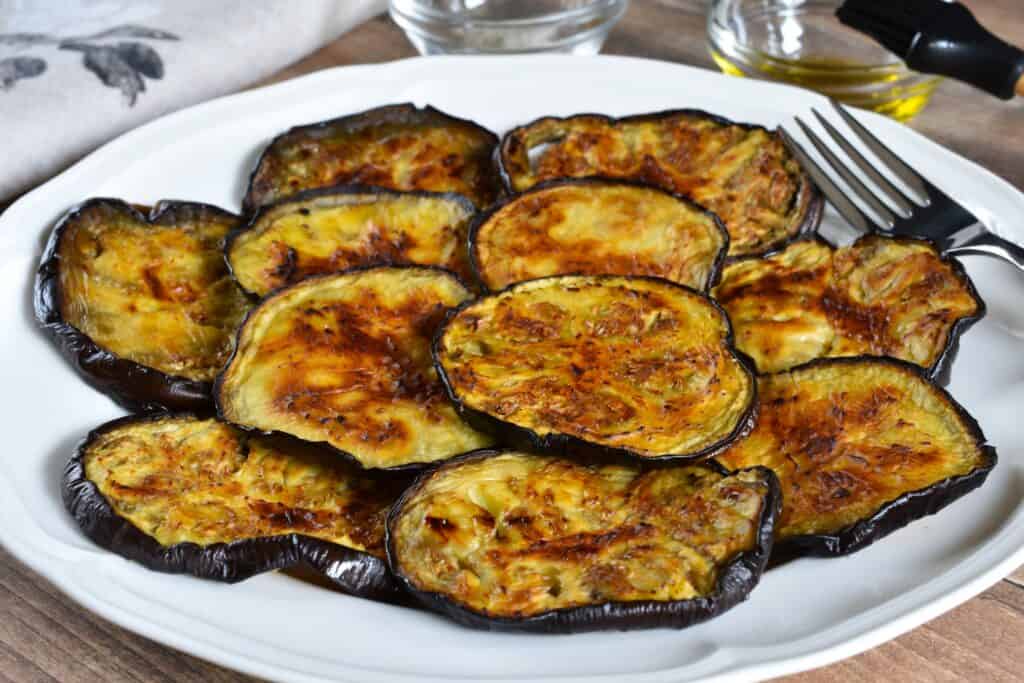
top-left (836, 0), bottom-right (1024, 99)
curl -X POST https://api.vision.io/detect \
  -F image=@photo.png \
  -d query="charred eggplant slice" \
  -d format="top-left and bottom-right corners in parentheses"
top-left (216, 266), bottom-right (494, 470)
top-left (434, 275), bottom-right (757, 462)
top-left (713, 235), bottom-right (984, 380)
top-left (498, 110), bottom-right (822, 258)
top-left (387, 450), bottom-right (780, 632)
top-left (228, 185), bottom-right (477, 297)
top-left (243, 103), bottom-right (501, 212)
top-left (470, 179), bottom-right (728, 292)
top-left (63, 413), bottom-right (408, 600)
top-left (716, 357), bottom-right (996, 556)
top-left (35, 199), bottom-right (250, 412)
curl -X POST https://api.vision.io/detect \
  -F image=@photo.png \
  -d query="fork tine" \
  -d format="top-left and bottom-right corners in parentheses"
top-left (779, 127), bottom-right (883, 235)
top-left (830, 100), bottom-right (930, 202)
top-left (810, 108), bottom-right (915, 218)
top-left (795, 117), bottom-right (897, 230)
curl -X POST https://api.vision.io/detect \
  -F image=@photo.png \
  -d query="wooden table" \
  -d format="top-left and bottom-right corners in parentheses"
top-left (2, 2), bottom-right (1022, 680)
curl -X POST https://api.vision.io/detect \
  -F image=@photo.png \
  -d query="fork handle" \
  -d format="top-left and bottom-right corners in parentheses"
top-left (947, 229), bottom-right (1024, 272)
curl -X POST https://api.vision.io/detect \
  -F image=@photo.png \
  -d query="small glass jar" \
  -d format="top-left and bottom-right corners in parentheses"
top-left (706, 0), bottom-right (942, 121)
top-left (390, 0), bottom-right (629, 56)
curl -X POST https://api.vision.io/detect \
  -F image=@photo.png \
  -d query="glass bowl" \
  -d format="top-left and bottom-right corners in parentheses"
top-left (706, 0), bottom-right (942, 121)
top-left (389, 0), bottom-right (629, 56)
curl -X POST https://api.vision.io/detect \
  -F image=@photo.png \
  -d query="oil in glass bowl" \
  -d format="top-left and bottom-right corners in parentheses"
top-left (707, 0), bottom-right (941, 121)
top-left (390, 0), bottom-right (629, 55)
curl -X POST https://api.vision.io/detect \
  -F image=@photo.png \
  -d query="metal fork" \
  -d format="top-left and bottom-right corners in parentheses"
top-left (780, 100), bottom-right (1024, 271)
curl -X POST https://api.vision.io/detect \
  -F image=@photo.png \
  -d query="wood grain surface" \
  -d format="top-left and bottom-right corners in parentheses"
top-left (3, 1), bottom-right (1023, 681)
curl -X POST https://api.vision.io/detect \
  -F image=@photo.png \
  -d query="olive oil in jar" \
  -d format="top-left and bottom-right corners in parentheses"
top-left (707, 0), bottom-right (941, 122)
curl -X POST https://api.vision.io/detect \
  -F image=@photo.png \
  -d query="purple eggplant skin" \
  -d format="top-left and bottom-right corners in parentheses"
top-left (734, 355), bottom-right (998, 563)
top-left (224, 182), bottom-right (479, 297)
top-left (727, 232), bottom-right (986, 387)
top-left (213, 263), bottom-right (484, 474)
top-left (385, 450), bottom-right (782, 633)
top-left (900, 239), bottom-right (985, 387)
top-left (768, 459), bottom-right (995, 564)
top-left (431, 275), bottom-right (760, 466)
top-left (495, 108), bottom-right (825, 260)
top-left (61, 413), bottom-right (407, 603)
top-left (34, 199), bottom-right (238, 413)
top-left (241, 103), bottom-right (504, 215)
top-left (842, 233), bottom-right (986, 387)
top-left (466, 177), bottom-right (732, 294)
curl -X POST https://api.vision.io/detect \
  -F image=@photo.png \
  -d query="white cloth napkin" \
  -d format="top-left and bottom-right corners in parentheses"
top-left (0, 0), bottom-right (386, 201)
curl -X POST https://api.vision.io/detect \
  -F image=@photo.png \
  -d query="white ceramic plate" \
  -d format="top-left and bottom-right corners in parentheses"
top-left (2, 55), bottom-right (1022, 683)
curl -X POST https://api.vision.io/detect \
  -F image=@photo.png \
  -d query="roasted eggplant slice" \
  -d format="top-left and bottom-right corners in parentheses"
top-left (470, 179), bottom-right (728, 292)
top-left (434, 275), bottom-right (757, 462)
top-left (716, 357), bottom-right (997, 557)
top-left (713, 235), bottom-right (984, 380)
top-left (228, 185), bottom-right (477, 297)
top-left (713, 239), bottom-right (833, 375)
top-left (35, 199), bottom-right (251, 412)
top-left (243, 103), bottom-right (501, 213)
top-left (63, 413), bottom-right (408, 600)
top-left (498, 110), bottom-right (822, 257)
top-left (387, 450), bottom-right (780, 632)
top-left (216, 266), bottom-right (494, 470)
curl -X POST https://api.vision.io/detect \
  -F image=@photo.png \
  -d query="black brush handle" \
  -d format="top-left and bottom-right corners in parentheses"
top-left (908, 2), bottom-right (1024, 100)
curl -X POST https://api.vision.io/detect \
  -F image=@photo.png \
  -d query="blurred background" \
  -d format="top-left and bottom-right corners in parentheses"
top-left (277, 1), bottom-right (1021, 184)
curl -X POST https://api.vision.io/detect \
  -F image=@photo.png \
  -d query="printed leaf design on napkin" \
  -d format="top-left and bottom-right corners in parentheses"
top-left (0, 24), bottom-right (178, 104)
top-left (0, 57), bottom-right (47, 90)
top-left (111, 42), bottom-right (165, 79)
top-left (61, 42), bottom-right (165, 105)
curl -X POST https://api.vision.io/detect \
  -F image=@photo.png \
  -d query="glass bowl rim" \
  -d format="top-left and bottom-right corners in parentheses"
top-left (389, 0), bottom-right (628, 28)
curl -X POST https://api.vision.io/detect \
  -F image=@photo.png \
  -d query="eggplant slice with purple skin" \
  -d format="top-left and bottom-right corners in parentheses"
top-left (35, 199), bottom-right (251, 412)
top-left (226, 184), bottom-right (478, 298)
top-left (715, 356), bottom-right (997, 557)
top-left (713, 235), bottom-right (984, 383)
top-left (469, 178), bottom-right (729, 292)
top-left (433, 274), bottom-right (758, 463)
top-left (497, 109), bottom-right (823, 258)
top-left (63, 413), bottom-right (409, 601)
top-left (386, 450), bottom-right (780, 633)
top-left (216, 265), bottom-right (494, 471)
top-left (242, 103), bottom-right (502, 213)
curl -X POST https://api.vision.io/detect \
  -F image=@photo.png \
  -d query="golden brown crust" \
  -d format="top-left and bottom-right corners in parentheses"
top-left (55, 201), bottom-right (250, 382)
top-left (716, 358), bottom-right (992, 540)
top-left (714, 240), bottom-right (835, 373)
top-left (244, 104), bottom-right (500, 211)
top-left (390, 452), bottom-right (772, 618)
top-left (228, 187), bottom-right (477, 297)
top-left (714, 236), bottom-right (983, 374)
top-left (82, 415), bottom-right (403, 554)
top-left (434, 275), bottom-right (755, 460)
top-left (499, 112), bottom-right (817, 257)
top-left (217, 266), bottom-right (493, 470)
top-left (471, 180), bottom-right (727, 291)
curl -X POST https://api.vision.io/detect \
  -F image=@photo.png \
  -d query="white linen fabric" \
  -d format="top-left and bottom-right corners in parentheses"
top-left (0, 0), bottom-right (386, 200)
